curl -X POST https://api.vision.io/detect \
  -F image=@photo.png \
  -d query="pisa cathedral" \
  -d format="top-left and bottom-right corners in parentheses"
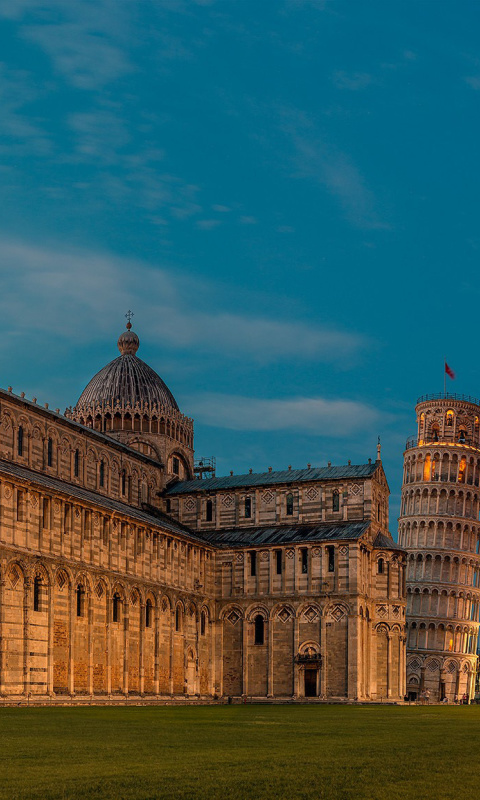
top-left (0, 321), bottom-right (476, 703)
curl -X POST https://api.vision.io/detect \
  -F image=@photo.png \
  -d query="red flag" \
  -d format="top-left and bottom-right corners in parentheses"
top-left (445, 362), bottom-right (455, 380)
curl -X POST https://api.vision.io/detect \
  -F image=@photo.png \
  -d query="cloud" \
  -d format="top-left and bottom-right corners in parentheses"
top-left (0, 237), bottom-right (366, 365)
top-left (278, 108), bottom-right (389, 230)
top-left (189, 392), bottom-right (379, 434)
top-left (332, 71), bottom-right (373, 91)
top-left (465, 76), bottom-right (480, 90)
top-left (23, 22), bottom-right (132, 90)
top-left (0, 64), bottom-right (50, 153)
top-left (196, 219), bottom-right (222, 230)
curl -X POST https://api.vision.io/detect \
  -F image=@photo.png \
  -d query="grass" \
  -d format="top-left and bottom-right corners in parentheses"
top-left (0, 704), bottom-right (479, 799)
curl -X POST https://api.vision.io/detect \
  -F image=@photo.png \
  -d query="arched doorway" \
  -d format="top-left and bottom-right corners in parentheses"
top-left (296, 643), bottom-right (322, 697)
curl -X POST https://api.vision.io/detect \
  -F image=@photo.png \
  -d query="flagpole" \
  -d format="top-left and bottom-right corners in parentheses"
top-left (444, 357), bottom-right (446, 396)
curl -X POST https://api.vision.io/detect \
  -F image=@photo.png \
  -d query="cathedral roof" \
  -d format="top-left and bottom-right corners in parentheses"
top-left (0, 457), bottom-right (206, 545)
top-left (74, 323), bottom-right (179, 413)
top-left (166, 462), bottom-right (378, 494)
top-left (198, 520), bottom-right (371, 548)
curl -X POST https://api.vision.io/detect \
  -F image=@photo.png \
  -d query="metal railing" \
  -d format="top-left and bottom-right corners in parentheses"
top-left (417, 392), bottom-right (480, 407)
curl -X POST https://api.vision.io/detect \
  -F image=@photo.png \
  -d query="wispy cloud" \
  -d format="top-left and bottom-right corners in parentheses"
top-left (332, 71), bottom-right (373, 91)
top-left (465, 76), bottom-right (480, 90)
top-left (189, 392), bottom-right (379, 435)
top-left (0, 237), bottom-right (366, 365)
top-left (278, 107), bottom-right (389, 230)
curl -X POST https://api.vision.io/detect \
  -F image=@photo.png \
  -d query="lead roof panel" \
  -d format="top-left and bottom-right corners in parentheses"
top-left (166, 463), bottom-right (378, 495)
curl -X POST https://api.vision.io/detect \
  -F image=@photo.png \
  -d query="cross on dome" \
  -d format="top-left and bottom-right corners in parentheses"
top-left (125, 309), bottom-right (134, 331)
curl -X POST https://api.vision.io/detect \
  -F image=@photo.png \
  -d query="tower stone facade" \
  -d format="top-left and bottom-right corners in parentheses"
top-left (399, 394), bottom-right (480, 701)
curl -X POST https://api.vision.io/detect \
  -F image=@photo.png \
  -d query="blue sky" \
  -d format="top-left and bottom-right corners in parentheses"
top-left (0, 0), bottom-right (479, 528)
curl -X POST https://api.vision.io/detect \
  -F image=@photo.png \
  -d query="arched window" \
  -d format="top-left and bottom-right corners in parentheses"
top-left (33, 576), bottom-right (42, 612)
top-left (103, 517), bottom-right (109, 547)
top-left (112, 592), bottom-right (121, 623)
top-left (254, 614), bottom-right (264, 645)
top-left (121, 470), bottom-right (126, 495)
top-left (17, 426), bottom-right (24, 456)
top-left (446, 410), bottom-right (454, 427)
top-left (332, 491), bottom-right (339, 512)
top-left (145, 599), bottom-right (153, 628)
top-left (431, 424), bottom-right (440, 442)
top-left (286, 493), bottom-right (294, 516)
top-left (201, 610), bottom-right (206, 636)
top-left (459, 457), bottom-right (467, 484)
top-left (423, 455), bottom-right (431, 481)
top-left (47, 437), bottom-right (53, 467)
top-left (377, 558), bottom-right (384, 574)
top-left (76, 584), bottom-right (85, 617)
top-left (458, 429), bottom-right (467, 444)
top-left (244, 497), bottom-right (252, 518)
top-left (42, 497), bottom-right (50, 529)
top-left (327, 545), bottom-right (335, 572)
top-left (99, 460), bottom-right (105, 488)
top-left (206, 499), bottom-right (213, 522)
top-left (74, 449), bottom-right (80, 477)
top-left (16, 489), bottom-right (25, 522)
top-left (175, 605), bottom-right (182, 632)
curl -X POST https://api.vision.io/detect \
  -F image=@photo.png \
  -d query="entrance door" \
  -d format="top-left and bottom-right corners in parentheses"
top-left (304, 669), bottom-right (317, 697)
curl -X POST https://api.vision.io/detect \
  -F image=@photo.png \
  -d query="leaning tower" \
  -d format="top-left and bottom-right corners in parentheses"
top-left (398, 394), bottom-right (480, 702)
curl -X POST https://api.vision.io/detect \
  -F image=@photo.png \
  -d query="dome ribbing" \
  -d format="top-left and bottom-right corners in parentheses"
top-left (74, 325), bottom-right (179, 412)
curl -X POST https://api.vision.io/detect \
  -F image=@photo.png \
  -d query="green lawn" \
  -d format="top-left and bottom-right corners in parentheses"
top-left (0, 704), bottom-right (479, 800)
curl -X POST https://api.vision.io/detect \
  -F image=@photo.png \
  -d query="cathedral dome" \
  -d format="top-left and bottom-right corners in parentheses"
top-left (75, 323), bottom-right (179, 412)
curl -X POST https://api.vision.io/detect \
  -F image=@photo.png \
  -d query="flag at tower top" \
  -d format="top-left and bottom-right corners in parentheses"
top-left (445, 362), bottom-right (455, 380)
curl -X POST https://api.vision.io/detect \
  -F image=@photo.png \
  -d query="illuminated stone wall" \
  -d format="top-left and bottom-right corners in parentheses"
top-left (399, 395), bottom-right (480, 701)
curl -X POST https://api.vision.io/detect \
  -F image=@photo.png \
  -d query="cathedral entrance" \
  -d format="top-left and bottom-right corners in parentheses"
top-left (304, 669), bottom-right (318, 697)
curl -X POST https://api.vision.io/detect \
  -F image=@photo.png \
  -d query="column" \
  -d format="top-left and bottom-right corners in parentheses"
top-left (106, 592), bottom-right (112, 695)
top-left (293, 613), bottom-right (299, 697)
top-left (216, 615), bottom-right (223, 697)
top-left (23, 578), bottom-right (31, 696)
top-left (153, 603), bottom-right (159, 695)
top-left (319, 612), bottom-right (327, 698)
top-left (386, 634), bottom-right (392, 699)
top-left (68, 583), bottom-right (75, 695)
top-left (347, 612), bottom-right (360, 699)
top-left (169, 610), bottom-right (174, 695)
top-left (242, 616), bottom-right (248, 696)
top-left (123, 600), bottom-right (129, 695)
top-left (47, 580), bottom-right (54, 696)
top-left (88, 591), bottom-right (94, 696)
top-left (139, 602), bottom-right (145, 696)
top-left (0, 573), bottom-right (5, 695)
top-left (267, 617), bottom-right (274, 697)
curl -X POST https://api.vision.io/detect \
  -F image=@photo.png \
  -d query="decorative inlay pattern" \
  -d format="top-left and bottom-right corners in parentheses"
top-left (184, 497), bottom-right (195, 512)
top-left (303, 606), bottom-right (319, 622)
top-left (9, 566), bottom-right (20, 589)
top-left (330, 605), bottom-right (347, 622)
top-left (222, 494), bottom-right (234, 508)
top-left (262, 490), bottom-right (274, 505)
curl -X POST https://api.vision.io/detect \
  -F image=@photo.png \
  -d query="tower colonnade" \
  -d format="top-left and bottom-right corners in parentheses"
top-left (399, 394), bottom-right (480, 701)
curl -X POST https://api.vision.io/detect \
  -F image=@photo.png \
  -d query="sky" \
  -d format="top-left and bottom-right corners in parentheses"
top-left (0, 0), bottom-right (479, 530)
